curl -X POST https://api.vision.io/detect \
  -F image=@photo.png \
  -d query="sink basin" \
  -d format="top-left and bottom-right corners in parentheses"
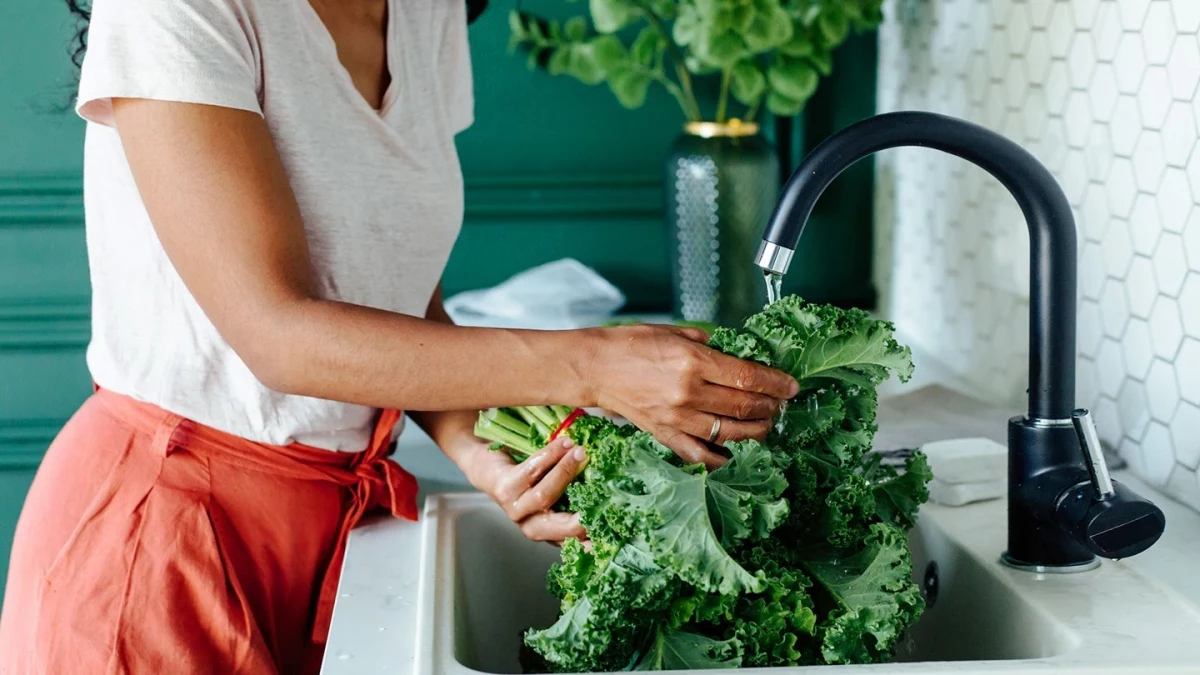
top-left (413, 492), bottom-right (1200, 674)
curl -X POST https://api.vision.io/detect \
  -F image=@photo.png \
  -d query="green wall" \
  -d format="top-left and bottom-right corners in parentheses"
top-left (0, 0), bottom-right (877, 596)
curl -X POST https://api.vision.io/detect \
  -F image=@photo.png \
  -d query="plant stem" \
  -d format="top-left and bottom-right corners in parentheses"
top-left (655, 75), bottom-right (695, 121)
top-left (716, 67), bottom-right (732, 123)
top-left (513, 406), bottom-right (552, 437)
top-left (474, 417), bottom-right (540, 456)
top-left (745, 95), bottom-right (762, 123)
top-left (486, 407), bottom-right (532, 436)
top-left (636, 4), bottom-right (702, 121)
top-left (675, 63), bottom-right (703, 122)
top-left (522, 405), bottom-right (561, 429)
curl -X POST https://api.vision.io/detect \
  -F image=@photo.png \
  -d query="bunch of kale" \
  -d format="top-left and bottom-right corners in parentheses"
top-left (476, 296), bottom-right (933, 672)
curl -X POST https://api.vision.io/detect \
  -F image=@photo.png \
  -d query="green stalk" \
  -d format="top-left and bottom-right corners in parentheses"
top-left (745, 95), bottom-right (762, 122)
top-left (522, 405), bottom-right (561, 430)
top-left (474, 417), bottom-right (540, 456)
top-left (654, 75), bottom-right (696, 121)
top-left (513, 406), bottom-right (553, 438)
top-left (551, 405), bottom-right (575, 419)
top-left (716, 67), bottom-right (732, 123)
top-left (485, 407), bottom-right (533, 436)
top-left (674, 63), bottom-right (703, 122)
top-left (637, 4), bottom-right (702, 122)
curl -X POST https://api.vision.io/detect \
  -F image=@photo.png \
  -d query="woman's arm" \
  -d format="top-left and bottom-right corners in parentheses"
top-left (110, 99), bottom-right (798, 464)
top-left (406, 283), bottom-right (490, 468)
top-left (408, 286), bottom-right (588, 544)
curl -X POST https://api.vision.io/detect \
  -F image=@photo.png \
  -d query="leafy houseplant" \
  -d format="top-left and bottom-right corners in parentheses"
top-left (509, 0), bottom-right (886, 325)
top-left (508, 0), bottom-right (886, 123)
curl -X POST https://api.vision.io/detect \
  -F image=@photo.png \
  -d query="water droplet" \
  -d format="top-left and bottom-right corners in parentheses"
top-left (339, 593), bottom-right (353, 599)
top-left (378, 626), bottom-right (387, 632)
top-left (337, 652), bottom-right (353, 661)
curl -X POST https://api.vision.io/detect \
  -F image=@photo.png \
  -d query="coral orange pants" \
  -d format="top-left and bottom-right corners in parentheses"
top-left (0, 388), bottom-right (418, 674)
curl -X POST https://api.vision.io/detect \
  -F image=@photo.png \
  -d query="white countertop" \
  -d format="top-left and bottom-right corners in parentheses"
top-left (320, 384), bottom-right (1200, 673)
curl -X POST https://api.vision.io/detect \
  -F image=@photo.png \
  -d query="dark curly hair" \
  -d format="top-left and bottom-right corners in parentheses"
top-left (65, 0), bottom-right (90, 72)
top-left (64, 0), bottom-right (489, 70)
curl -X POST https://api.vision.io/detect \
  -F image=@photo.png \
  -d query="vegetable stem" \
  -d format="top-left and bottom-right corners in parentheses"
top-left (513, 406), bottom-right (553, 438)
top-left (523, 405), bottom-right (561, 430)
top-left (474, 417), bottom-right (540, 456)
top-left (486, 407), bottom-right (532, 436)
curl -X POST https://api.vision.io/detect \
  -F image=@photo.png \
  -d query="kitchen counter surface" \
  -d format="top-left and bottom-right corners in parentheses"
top-left (321, 380), bottom-right (1200, 674)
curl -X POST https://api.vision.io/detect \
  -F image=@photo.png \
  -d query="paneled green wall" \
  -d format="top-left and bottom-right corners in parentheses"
top-left (0, 0), bottom-right (878, 596)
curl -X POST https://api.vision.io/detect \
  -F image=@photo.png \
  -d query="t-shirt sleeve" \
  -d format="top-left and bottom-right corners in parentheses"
top-left (439, 1), bottom-right (475, 135)
top-left (77, 0), bottom-right (262, 127)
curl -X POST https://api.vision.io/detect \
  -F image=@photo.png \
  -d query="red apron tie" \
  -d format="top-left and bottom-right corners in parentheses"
top-left (311, 408), bottom-right (418, 642)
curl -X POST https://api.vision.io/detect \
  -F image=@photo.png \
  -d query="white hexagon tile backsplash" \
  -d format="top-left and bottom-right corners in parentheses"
top-left (875, 0), bottom-right (1200, 511)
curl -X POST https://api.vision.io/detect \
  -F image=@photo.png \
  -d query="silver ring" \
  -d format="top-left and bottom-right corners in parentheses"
top-left (708, 417), bottom-right (722, 443)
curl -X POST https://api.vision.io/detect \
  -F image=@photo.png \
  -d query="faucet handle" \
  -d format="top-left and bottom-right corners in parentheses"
top-left (1071, 408), bottom-right (1116, 500)
top-left (1061, 408), bottom-right (1166, 561)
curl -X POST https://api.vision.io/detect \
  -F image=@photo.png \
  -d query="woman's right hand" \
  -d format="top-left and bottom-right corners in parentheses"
top-left (455, 434), bottom-right (589, 546)
top-left (581, 324), bottom-right (798, 468)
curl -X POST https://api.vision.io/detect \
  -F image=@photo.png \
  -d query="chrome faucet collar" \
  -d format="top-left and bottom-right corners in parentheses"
top-left (754, 241), bottom-right (794, 276)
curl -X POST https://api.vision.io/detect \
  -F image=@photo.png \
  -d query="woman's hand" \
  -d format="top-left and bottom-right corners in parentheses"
top-left (454, 434), bottom-right (589, 545)
top-left (581, 324), bottom-right (798, 468)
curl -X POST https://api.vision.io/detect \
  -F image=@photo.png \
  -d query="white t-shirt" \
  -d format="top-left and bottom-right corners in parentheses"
top-left (76, 0), bottom-right (473, 450)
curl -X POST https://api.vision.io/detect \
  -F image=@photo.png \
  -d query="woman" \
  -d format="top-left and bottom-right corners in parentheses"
top-left (0, 0), bottom-right (797, 672)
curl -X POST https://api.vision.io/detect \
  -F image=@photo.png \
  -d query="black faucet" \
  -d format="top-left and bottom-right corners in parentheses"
top-left (755, 111), bottom-right (1166, 572)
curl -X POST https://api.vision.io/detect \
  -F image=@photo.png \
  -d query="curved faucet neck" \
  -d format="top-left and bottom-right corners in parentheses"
top-left (757, 111), bottom-right (1077, 421)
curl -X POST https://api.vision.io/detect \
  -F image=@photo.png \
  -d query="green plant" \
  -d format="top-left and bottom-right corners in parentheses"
top-left (508, 0), bottom-right (885, 123)
top-left (475, 295), bottom-right (931, 672)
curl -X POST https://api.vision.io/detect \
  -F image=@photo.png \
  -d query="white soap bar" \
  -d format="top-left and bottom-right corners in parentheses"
top-left (921, 437), bottom-right (1007, 484)
top-left (928, 478), bottom-right (1006, 506)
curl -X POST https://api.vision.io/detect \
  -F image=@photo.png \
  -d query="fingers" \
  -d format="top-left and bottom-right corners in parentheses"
top-left (520, 511), bottom-right (586, 543)
top-left (516, 436), bottom-right (573, 489)
top-left (688, 384), bottom-right (781, 420)
top-left (699, 349), bottom-right (799, 400)
top-left (511, 442), bottom-right (589, 520)
top-left (660, 324), bottom-right (710, 343)
top-left (654, 426), bottom-right (728, 470)
top-left (681, 413), bottom-right (772, 445)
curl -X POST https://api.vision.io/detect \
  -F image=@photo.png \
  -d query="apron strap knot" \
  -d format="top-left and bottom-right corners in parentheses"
top-left (312, 409), bottom-right (418, 643)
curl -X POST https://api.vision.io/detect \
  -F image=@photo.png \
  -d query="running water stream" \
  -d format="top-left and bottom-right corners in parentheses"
top-left (764, 270), bottom-right (782, 304)
top-left (764, 270), bottom-right (788, 432)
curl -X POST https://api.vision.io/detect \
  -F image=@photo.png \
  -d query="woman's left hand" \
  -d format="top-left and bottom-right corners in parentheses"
top-left (455, 435), bottom-right (590, 546)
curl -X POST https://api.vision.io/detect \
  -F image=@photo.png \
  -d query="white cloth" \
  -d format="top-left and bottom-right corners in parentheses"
top-left (76, 0), bottom-right (474, 451)
top-left (444, 259), bottom-right (626, 329)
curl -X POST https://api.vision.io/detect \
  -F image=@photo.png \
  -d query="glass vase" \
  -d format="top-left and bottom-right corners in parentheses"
top-left (664, 120), bottom-right (780, 327)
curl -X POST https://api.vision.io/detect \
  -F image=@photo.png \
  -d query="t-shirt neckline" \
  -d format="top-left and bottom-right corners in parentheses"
top-left (297, 0), bottom-right (400, 119)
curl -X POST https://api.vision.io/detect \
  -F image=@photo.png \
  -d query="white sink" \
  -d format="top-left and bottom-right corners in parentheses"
top-left (413, 492), bottom-right (1200, 675)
